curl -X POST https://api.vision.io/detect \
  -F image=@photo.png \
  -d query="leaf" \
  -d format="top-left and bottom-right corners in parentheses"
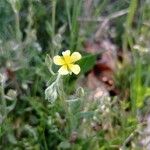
top-left (7, 133), bottom-right (17, 144)
top-left (6, 99), bottom-right (17, 112)
top-left (46, 21), bottom-right (52, 36)
top-left (78, 54), bottom-right (97, 74)
top-left (145, 88), bottom-right (150, 97)
top-left (28, 97), bottom-right (46, 118)
top-left (58, 141), bottom-right (71, 149)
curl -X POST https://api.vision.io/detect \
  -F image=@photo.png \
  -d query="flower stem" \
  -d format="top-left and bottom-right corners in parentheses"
top-left (57, 75), bottom-right (72, 133)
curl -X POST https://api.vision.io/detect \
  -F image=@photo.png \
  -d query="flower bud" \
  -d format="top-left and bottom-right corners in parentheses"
top-left (76, 87), bottom-right (84, 97)
top-left (7, 89), bottom-right (17, 100)
top-left (45, 83), bottom-right (58, 103)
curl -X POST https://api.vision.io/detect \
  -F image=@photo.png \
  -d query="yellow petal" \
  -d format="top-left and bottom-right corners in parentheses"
top-left (58, 65), bottom-right (69, 75)
top-left (68, 64), bottom-right (81, 75)
top-left (53, 55), bottom-right (65, 65)
top-left (71, 52), bottom-right (82, 62)
top-left (62, 50), bottom-right (71, 56)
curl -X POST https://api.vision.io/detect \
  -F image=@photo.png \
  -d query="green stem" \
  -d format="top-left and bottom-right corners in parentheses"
top-left (1, 82), bottom-right (7, 120)
top-left (65, 0), bottom-right (72, 31)
top-left (51, 0), bottom-right (57, 56)
top-left (43, 131), bottom-right (49, 150)
top-left (15, 11), bottom-right (22, 41)
top-left (123, 0), bottom-right (138, 54)
top-left (52, 0), bottom-right (56, 37)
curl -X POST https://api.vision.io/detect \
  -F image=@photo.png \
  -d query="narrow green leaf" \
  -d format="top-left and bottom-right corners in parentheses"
top-left (78, 54), bottom-right (97, 74)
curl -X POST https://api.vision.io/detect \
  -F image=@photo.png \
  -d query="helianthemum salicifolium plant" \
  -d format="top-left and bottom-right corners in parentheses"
top-left (53, 50), bottom-right (82, 75)
top-left (45, 50), bottom-right (82, 102)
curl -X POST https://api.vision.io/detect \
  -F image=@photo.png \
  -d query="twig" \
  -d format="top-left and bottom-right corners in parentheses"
top-left (120, 130), bottom-right (138, 150)
top-left (78, 9), bottom-right (128, 22)
top-left (143, 22), bottom-right (150, 27)
top-left (120, 122), bottom-right (146, 150)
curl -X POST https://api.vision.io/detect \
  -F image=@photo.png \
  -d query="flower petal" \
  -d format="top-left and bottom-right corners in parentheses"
top-left (68, 64), bottom-right (81, 75)
top-left (53, 55), bottom-right (65, 65)
top-left (62, 50), bottom-right (72, 64)
top-left (71, 52), bottom-right (82, 62)
top-left (58, 65), bottom-right (69, 75)
top-left (62, 50), bottom-right (71, 56)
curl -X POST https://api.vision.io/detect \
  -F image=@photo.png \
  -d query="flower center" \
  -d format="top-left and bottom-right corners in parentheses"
top-left (63, 55), bottom-right (72, 65)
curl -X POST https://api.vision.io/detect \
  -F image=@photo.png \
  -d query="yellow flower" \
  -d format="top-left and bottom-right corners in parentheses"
top-left (53, 50), bottom-right (82, 75)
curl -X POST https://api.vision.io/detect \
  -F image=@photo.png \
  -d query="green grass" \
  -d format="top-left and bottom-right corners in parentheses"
top-left (0, 0), bottom-right (150, 149)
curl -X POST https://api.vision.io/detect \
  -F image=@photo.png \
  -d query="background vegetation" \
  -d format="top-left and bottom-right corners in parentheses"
top-left (0, 0), bottom-right (150, 149)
